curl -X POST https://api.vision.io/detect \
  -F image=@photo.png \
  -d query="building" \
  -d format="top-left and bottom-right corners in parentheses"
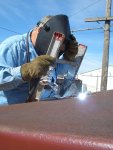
top-left (78, 65), bottom-right (113, 93)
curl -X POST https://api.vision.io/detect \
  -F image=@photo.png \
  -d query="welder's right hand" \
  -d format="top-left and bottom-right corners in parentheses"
top-left (21, 55), bottom-right (55, 81)
top-left (63, 34), bottom-right (78, 61)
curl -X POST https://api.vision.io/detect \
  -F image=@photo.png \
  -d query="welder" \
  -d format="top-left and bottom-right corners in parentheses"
top-left (0, 14), bottom-right (78, 105)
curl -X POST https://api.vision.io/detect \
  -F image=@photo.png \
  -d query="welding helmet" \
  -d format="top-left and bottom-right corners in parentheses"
top-left (34, 14), bottom-right (71, 56)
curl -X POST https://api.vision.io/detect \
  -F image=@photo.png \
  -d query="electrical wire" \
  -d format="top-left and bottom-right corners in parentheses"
top-left (0, 26), bottom-right (20, 34)
top-left (69, 0), bottom-right (103, 18)
top-left (71, 24), bottom-right (113, 32)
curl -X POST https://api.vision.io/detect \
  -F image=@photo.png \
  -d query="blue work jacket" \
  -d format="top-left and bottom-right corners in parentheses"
top-left (0, 33), bottom-right (77, 105)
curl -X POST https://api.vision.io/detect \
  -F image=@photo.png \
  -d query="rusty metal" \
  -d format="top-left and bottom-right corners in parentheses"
top-left (0, 90), bottom-right (113, 150)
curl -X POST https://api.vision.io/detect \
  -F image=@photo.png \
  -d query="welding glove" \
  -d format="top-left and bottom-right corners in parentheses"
top-left (63, 34), bottom-right (78, 61)
top-left (21, 55), bottom-right (55, 81)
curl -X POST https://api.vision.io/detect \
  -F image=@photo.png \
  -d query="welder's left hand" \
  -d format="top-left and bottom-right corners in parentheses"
top-left (63, 34), bottom-right (78, 61)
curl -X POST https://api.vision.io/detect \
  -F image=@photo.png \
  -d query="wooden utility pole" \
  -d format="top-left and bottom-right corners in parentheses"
top-left (85, 0), bottom-right (113, 91)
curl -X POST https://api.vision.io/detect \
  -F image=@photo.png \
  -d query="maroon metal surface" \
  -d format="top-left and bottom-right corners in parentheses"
top-left (0, 90), bottom-right (113, 150)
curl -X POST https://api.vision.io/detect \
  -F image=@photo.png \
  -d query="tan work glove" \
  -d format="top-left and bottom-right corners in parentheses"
top-left (21, 55), bottom-right (55, 81)
top-left (63, 34), bottom-right (78, 61)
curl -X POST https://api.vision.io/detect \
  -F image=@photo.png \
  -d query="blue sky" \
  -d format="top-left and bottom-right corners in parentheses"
top-left (0, 0), bottom-right (113, 73)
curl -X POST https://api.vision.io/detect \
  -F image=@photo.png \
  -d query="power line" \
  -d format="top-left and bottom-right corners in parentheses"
top-left (69, 0), bottom-right (103, 18)
top-left (72, 26), bottom-right (104, 32)
top-left (71, 24), bottom-right (113, 32)
top-left (0, 26), bottom-right (20, 34)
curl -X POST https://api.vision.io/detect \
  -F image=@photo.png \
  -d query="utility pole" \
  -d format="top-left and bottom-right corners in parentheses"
top-left (85, 0), bottom-right (113, 91)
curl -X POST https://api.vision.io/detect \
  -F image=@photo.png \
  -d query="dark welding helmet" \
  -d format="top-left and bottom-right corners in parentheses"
top-left (34, 14), bottom-right (71, 56)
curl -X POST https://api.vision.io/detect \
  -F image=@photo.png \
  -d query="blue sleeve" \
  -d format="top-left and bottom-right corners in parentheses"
top-left (0, 36), bottom-right (25, 91)
top-left (0, 66), bottom-right (24, 90)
